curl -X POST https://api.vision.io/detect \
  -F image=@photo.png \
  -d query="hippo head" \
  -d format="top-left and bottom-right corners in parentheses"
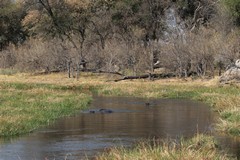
top-left (99, 109), bottom-right (113, 113)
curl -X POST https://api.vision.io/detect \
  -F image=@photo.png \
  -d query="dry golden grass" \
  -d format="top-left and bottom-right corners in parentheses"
top-left (0, 72), bottom-right (221, 86)
top-left (97, 134), bottom-right (230, 160)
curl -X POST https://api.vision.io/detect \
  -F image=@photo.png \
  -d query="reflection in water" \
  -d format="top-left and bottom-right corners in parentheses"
top-left (0, 97), bottom-right (234, 159)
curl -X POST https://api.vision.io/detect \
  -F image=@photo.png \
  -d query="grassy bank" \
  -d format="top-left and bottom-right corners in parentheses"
top-left (0, 82), bottom-right (91, 136)
top-left (0, 73), bottom-right (239, 136)
top-left (92, 81), bottom-right (240, 136)
top-left (97, 134), bottom-right (230, 160)
top-left (0, 72), bottom-right (239, 159)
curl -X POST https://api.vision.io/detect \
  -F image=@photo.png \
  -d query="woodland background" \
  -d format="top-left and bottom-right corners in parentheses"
top-left (1, 0), bottom-right (240, 78)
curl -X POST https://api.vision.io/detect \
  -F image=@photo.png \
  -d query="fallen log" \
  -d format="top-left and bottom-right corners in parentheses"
top-left (112, 73), bottom-right (175, 82)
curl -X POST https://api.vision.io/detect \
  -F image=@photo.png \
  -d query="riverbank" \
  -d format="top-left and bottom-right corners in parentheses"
top-left (97, 134), bottom-right (230, 160)
top-left (0, 72), bottom-right (239, 136)
top-left (0, 72), bottom-right (239, 159)
top-left (93, 79), bottom-right (240, 137)
top-left (0, 82), bottom-right (91, 136)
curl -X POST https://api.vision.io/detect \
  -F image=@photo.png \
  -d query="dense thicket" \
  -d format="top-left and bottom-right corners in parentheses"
top-left (0, 0), bottom-right (240, 78)
top-left (0, 0), bottom-right (27, 50)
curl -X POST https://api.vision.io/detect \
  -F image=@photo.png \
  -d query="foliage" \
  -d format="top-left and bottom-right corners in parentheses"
top-left (22, 0), bottom-right (72, 39)
top-left (109, 0), bottom-right (166, 40)
top-left (0, 0), bottom-right (27, 50)
top-left (0, 0), bottom-right (240, 78)
top-left (222, 0), bottom-right (240, 25)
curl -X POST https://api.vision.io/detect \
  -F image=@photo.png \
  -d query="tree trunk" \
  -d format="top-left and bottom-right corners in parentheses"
top-left (76, 63), bottom-right (80, 80)
top-left (67, 60), bottom-right (71, 78)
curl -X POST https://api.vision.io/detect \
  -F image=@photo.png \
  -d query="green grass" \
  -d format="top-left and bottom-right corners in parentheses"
top-left (0, 82), bottom-right (91, 137)
top-left (0, 74), bottom-right (239, 159)
top-left (1, 78), bottom-right (239, 137)
top-left (0, 69), bottom-right (18, 75)
top-left (218, 108), bottom-right (240, 135)
top-left (0, 82), bottom-right (83, 91)
top-left (221, 109), bottom-right (240, 123)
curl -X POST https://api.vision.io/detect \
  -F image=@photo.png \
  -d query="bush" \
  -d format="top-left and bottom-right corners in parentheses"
top-left (222, 0), bottom-right (240, 25)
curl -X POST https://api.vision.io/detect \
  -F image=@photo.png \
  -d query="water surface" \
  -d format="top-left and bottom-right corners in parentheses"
top-left (0, 97), bottom-right (217, 159)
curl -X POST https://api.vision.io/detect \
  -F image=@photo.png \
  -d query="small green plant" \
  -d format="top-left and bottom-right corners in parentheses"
top-left (0, 69), bottom-right (18, 75)
top-left (222, 0), bottom-right (240, 24)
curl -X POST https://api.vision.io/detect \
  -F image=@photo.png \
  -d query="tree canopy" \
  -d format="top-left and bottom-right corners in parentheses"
top-left (0, 0), bottom-right (236, 49)
top-left (222, 0), bottom-right (240, 25)
top-left (0, 0), bottom-right (240, 77)
top-left (0, 0), bottom-right (27, 50)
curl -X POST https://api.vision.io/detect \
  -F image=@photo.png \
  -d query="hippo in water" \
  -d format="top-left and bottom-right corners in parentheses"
top-left (88, 109), bottom-right (113, 114)
top-left (145, 102), bottom-right (150, 106)
top-left (99, 109), bottom-right (113, 113)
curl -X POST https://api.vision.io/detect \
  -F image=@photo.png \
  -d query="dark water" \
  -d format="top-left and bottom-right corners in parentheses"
top-left (217, 135), bottom-right (240, 159)
top-left (0, 97), bottom-right (238, 159)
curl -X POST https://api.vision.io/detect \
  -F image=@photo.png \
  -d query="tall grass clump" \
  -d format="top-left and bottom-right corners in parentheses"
top-left (97, 134), bottom-right (229, 160)
top-left (218, 107), bottom-right (240, 135)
